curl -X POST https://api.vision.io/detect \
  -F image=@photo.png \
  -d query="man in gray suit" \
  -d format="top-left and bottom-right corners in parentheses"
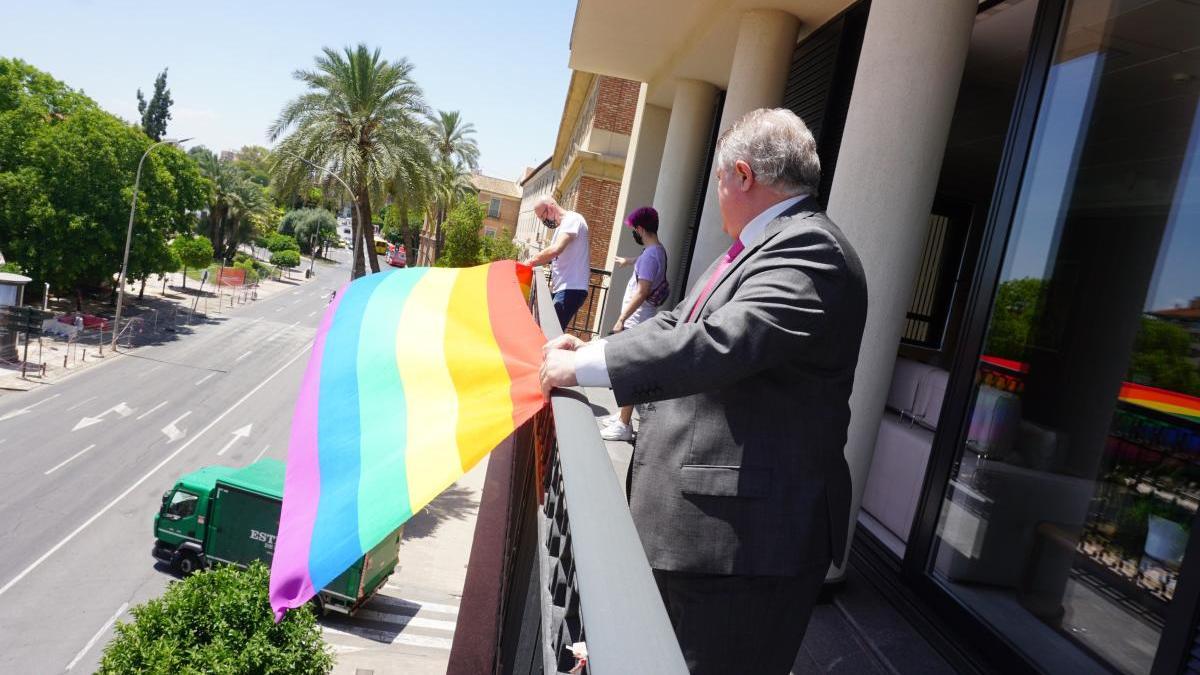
top-left (541, 108), bottom-right (867, 674)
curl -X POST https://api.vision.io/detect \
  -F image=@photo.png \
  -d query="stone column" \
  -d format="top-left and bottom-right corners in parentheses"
top-left (600, 84), bottom-right (672, 330)
top-left (687, 9), bottom-right (800, 288)
top-left (825, 0), bottom-right (978, 578)
top-left (650, 79), bottom-right (719, 301)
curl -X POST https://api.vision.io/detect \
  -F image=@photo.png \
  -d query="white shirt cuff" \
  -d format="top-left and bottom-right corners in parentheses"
top-left (574, 340), bottom-right (611, 388)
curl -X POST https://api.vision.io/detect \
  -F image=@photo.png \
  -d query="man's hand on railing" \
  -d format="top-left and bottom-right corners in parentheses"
top-left (540, 335), bottom-right (584, 400)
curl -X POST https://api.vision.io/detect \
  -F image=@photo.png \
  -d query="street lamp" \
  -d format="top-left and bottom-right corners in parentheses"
top-left (275, 149), bottom-right (364, 280)
top-left (113, 137), bottom-right (192, 351)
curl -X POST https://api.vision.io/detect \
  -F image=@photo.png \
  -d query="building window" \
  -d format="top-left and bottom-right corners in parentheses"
top-left (488, 197), bottom-right (501, 218)
top-left (902, 200), bottom-right (971, 350)
top-left (485, 228), bottom-right (496, 238)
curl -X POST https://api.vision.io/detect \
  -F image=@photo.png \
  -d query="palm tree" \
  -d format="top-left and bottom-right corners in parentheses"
top-left (269, 44), bottom-right (429, 279)
top-left (429, 159), bottom-right (476, 260)
top-left (428, 110), bottom-right (480, 170)
top-left (190, 147), bottom-right (273, 261)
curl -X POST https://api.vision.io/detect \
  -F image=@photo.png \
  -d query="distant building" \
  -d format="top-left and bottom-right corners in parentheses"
top-left (471, 173), bottom-right (522, 239)
top-left (1151, 298), bottom-right (1200, 366)
top-left (219, 150), bottom-right (236, 163)
top-left (515, 157), bottom-right (555, 257)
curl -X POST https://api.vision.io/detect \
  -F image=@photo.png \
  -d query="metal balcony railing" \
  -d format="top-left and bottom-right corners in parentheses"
top-left (448, 269), bottom-right (686, 675)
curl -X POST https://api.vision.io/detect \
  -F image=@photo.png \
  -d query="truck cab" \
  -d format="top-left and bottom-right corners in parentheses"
top-left (154, 466), bottom-right (235, 575)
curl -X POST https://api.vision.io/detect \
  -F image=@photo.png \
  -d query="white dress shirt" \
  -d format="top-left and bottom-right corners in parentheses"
top-left (573, 194), bottom-right (808, 388)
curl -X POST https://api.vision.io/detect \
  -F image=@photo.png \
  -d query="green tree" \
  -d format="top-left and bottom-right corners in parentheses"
top-left (270, 44), bottom-right (429, 280)
top-left (482, 228), bottom-right (521, 263)
top-left (136, 68), bottom-right (173, 142)
top-left (1129, 317), bottom-right (1200, 396)
top-left (190, 146), bottom-right (274, 260)
top-left (426, 110), bottom-right (479, 261)
top-left (0, 59), bottom-right (206, 307)
top-left (428, 109), bottom-right (479, 170)
top-left (172, 235), bottom-right (214, 291)
top-left (99, 562), bottom-right (332, 674)
top-left (429, 159), bottom-right (476, 261)
top-left (984, 278), bottom-right (1045, 361)
top-left (266, 233), bottom-right (300, 253)
top-left (438, 199), bottom-right (487, 268)
top-left (232, 145), bottom-right (274, 187)
top-left (271, 249), bottom-right (301, 277)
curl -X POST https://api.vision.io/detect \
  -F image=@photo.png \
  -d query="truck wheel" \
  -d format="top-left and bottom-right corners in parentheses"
top-left (176, 551), bottom-right (202, 576)
top-left (309, 595), bottom-right (327, 618)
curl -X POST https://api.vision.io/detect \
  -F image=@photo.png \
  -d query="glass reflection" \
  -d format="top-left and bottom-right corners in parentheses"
top-left (931, 1), bottom-right (1200, 673)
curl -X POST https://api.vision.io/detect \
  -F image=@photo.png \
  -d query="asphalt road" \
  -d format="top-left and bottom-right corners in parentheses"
top-left (0, 252), bottom-right (358, 672)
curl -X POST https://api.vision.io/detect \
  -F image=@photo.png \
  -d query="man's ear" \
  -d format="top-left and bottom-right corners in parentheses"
top-left (735, 159), bottom-right (754, 192)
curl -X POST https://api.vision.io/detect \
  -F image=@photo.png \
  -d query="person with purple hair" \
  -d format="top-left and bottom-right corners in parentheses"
top-left (600, 206), bottom-right (668, 442)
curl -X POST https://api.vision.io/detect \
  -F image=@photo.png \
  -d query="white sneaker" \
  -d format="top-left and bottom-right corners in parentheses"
top-left (600, 421), bottom-right (634, 442)
top-left (598, 413), bottom-right (618, 426)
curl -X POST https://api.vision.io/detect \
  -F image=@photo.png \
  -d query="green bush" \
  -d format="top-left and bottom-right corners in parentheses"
top-left (98, 562), bottom-right (332, 674)
top-left (0, 261), bottom-right (23, 274)
top-left (265, 233), bottom-right (300, 253)
top-left (270, 249), bottom-right (301, 270)
top-left (233, 259), bottom-right (260, 285)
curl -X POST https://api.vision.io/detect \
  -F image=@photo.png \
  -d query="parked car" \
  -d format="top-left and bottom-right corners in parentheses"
top-left (385, 244), bottom-right (407, 268)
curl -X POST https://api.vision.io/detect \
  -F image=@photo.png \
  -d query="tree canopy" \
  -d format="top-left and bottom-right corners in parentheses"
top-left (0, 59), bottom-right (207, 303)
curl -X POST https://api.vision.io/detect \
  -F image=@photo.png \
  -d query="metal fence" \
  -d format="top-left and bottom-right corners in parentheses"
top-left (448, 268), bottom-right (686, 675)
top-left (544, 267), bottom-right (610, 340)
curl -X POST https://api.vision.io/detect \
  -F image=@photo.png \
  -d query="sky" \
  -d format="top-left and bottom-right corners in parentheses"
top-left (1, 0), bottom-right (575, 182)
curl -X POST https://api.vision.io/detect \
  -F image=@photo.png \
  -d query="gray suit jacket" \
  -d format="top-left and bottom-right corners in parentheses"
top-left (605, 198), bottom-right (867, 576)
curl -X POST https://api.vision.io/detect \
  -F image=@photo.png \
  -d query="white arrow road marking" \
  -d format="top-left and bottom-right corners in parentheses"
top-left (252, 445), bottom-right (270, 462)
top-left (161, 411), bottom-right (192, 443)
top-left (216, 424), bottom-right (253, 456)
top-left (195, 372), bottom-right (216, 386)
top-left (0, 341), bottom-right (311, 601)
top-left (45, 444), bottom-right (97, 475)
top-left (235, 351), bottom-right (253, 362)
top-left (65, 602), bottom-right (128, 671)
top-left (0, 393), bottom-right (61, 422)
top-left (135, 401), bottom-right (168, 420)
top-left (135, 364), bottom-right (163, 379)
top-left (72, 402), bottom-right (134, 431)
top-left (65, 396), bottom-right (97, 412)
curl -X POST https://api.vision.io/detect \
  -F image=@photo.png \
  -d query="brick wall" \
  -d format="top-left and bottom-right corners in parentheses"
top-left (574, 174), bottom-right (621, 270)
top-left (593, 76), bottom-right (640, 135)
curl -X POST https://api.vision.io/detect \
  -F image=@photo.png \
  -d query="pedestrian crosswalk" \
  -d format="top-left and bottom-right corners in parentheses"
top-left (319, 592), bottom-right (460, 656)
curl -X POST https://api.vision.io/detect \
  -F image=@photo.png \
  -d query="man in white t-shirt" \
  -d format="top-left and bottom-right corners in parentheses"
top-left (527, 196), bottom-right (591, 329)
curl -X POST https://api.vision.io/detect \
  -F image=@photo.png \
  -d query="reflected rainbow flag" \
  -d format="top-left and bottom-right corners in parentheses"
top-left (270, 261), bottom-right (545, 618)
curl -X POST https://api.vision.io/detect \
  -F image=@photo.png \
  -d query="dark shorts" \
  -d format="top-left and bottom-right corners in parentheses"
top-left (552, 289), bottom-right (588, 331)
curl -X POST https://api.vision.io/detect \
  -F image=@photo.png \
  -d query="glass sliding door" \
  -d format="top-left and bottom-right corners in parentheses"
top-left (927, 0), bottom-right (1200, 673)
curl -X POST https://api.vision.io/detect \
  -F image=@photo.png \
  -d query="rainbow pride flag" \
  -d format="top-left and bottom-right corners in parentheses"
top-left (270, 261), bottom-right (546, 619)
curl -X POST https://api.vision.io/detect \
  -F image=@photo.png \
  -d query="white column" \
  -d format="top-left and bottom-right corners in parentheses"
top-left (600, 84), bottom-right (672, 330)
top-left (825, 0), bottom-right (977, 577)
top-left (648, 79), bottom-right (719, 300)
top-left (687, 9), bottom-right (800, 288)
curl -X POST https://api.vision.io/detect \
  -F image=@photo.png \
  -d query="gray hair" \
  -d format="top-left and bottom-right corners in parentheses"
top-left (714, 108), bottom-right (820, 196)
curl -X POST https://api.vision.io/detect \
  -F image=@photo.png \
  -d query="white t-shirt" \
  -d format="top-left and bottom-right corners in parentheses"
top-left (549, 210), bottom-right (590, 293)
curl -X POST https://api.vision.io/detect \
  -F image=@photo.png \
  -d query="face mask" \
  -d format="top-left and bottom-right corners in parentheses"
top-left (632, 230), bottom-right (644, 246)
top-left (541, 218), bottom-right (558, 229)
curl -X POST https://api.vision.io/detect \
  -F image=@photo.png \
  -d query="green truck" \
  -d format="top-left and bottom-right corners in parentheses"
top-left (152, 458), bottom-right (401, 615)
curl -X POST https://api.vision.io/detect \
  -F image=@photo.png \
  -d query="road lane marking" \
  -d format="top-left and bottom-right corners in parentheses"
top-left (45, 444), bottom-right (97, 475)
top-left (307, 311), bottom-right (316, 318)
top-left (249, 317), bottom-right (263, 325)
top-left (376, 591), bottom-right (460, 615)
top-left (287, 320), bottom-right (300, 331)
top-left (161, 411), bottom-right (192, 443)
top-left (195, 373), bottom-right (216, 386)
top-left (0, 393), bottom-right (61, 422)
top-left (235, 350), bottom-right (253, 362)
top-left (253, 445), bottom-right (270, 462)
top-left (0, 341), bottom-right (312, 600)
top-left (320, 625), bottom-right (452, 650)
top-left (66, 396), bottom-right (97, 412)
top-left (349, 609), bottom-right (458, 631)
top-left (72, 402), bottom-right (134, 431)
top-left (135, 364), bottom-right (163, 379)
top-left (136, 401), bottom-right (168, 420)
top-left (274, 307), bottom-right (284, 313)
top-left (216, 424), bottom-right (253, 456)
top-left (65, 602), bottom-right (128, 671)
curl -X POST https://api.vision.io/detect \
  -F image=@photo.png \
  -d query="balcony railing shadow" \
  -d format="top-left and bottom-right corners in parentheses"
top-left (448, 268), bottom-right (686, 674)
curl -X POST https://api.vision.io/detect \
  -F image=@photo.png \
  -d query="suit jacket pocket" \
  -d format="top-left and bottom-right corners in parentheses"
top-left (679, 465), bottom-right (771, 498)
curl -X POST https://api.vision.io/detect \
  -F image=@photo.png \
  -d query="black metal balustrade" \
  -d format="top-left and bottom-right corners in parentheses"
top-left (448, 269), bottom-right (685, 674)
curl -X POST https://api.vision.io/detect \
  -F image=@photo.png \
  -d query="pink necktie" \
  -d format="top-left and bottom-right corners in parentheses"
top-left (687, 239), bottom-right (744, 322)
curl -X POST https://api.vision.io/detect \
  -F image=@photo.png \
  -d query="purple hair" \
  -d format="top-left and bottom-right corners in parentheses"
top-left (625, 206), bottom-right (659, 233)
